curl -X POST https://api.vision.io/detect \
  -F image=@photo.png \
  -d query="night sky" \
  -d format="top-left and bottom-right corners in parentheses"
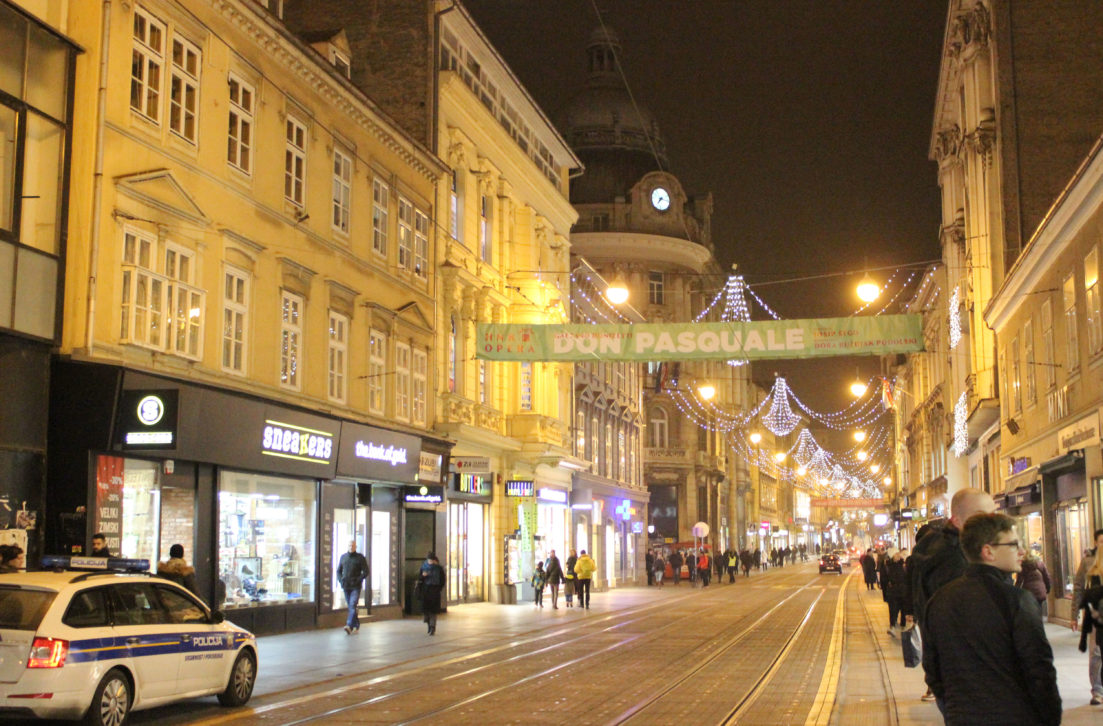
top-left (463, 0), bottom-right (949, 412)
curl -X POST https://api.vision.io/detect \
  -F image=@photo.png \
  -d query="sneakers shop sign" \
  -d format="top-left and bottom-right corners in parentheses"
top-left (476, 316), bottom-right (923, 362)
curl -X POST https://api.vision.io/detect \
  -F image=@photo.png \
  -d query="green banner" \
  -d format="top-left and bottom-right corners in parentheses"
top-left (476, 315), bottom-right (923, 361)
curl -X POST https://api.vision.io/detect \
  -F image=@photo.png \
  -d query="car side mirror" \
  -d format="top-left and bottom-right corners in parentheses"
top-left (210, 610), bottom-right (225, 624)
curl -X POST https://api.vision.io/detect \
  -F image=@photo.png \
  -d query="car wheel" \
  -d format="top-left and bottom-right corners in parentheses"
top-left (218, 650), bottom-right (257, 707)
top-left (85, 669), bottom-right (130, 726)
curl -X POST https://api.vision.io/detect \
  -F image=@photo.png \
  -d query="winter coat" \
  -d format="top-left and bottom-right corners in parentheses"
top-left (573, 554), bottom-right (596, 580)
top-left (564, 555), bottom-right (578, 580)
top-left (669, 551), bottom-right (683, 570)
top-left (157, 558), bottom-right (199, 596)
top-left (418, 560), bottom-right (445, 615)
top-left (1015, 557), bottom-right (1051, 605)
top-left (531, 569), bottom-right (546, 589)
top-left (544, 555), bottom-right (564, 585)
top-left (881, 557), bottom-right (910, 612)
top-left (909, 522), bottom-right (965, 626)
top-left (924, 564), bottom-right (1060, 725)
top-left (860, 553), bottom-right (878, 583)
top-left (1072, 548), bottom-right (1102, 609)
top-left (336, 551), bottom-right (368, 590)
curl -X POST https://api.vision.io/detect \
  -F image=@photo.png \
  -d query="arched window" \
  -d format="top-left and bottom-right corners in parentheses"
top-left (649, 408), bottom-right (668, 448)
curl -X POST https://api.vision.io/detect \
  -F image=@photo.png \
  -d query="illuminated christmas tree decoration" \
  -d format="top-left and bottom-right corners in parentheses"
top-left (761, 377), bottom-right (803, 436)
top-left (949, 286), bottom-right (962, 349)
top-left (953, 391), bottom-right (968, 456)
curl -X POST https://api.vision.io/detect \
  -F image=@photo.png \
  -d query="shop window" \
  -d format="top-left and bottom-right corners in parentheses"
top-left (370, 509), bottom-right (391, 605)
top-left (218, 471), bottom-right (316, 609)
top-left (1055, 500), bottom-right (1088, 599)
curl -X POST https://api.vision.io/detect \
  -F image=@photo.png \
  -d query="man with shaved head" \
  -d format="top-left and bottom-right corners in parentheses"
top-left (910, 487), bottom-right (997, 701)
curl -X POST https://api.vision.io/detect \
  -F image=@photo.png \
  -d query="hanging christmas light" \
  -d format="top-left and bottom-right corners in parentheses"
top-left (953, 391), bottom-right (968, 456)
top-left (949, 286), bottom-right (962, 349)
top-left (761, 377), bottom-right (803, 436)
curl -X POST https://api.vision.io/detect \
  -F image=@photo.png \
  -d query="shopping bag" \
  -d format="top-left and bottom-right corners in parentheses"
top-left (901, 625), bottom-right (922, 668)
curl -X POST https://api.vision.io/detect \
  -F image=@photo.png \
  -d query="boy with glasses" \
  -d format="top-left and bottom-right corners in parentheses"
top-left (922, 512), bottom-right (1061, 725)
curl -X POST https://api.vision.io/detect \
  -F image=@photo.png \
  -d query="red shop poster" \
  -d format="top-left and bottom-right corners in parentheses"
top-left (94, 455), bottom-right (124, 554)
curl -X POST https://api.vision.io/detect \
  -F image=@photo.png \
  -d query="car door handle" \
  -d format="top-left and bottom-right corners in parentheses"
top-left (125, 637), bottom-right (141, 646)
top-left (180, 634), bottom-right (192, 643)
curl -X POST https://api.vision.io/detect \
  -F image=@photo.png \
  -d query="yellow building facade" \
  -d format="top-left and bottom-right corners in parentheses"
top-left (44, 0), bottom-right (452, 633)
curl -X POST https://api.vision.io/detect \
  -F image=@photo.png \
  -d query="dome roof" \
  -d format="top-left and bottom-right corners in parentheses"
top-left (557, 25), bottom-right (669, 180)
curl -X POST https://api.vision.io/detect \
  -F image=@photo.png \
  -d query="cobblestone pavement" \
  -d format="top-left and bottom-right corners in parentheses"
top-left (21, 559), bottom-right (1089, 726)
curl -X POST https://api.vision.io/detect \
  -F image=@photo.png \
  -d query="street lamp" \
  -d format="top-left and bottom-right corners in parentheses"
top-left (853, 430), bottom-right (866, 443)
top-left (856, 273), bottom-right (880, 303)
top-left (849, 379), bottom-right (868, 398)
top-left (749, 432), bottom-right (762, 445)
top-left (796, 465), bottom-right (807, 477)
top-left (605, 275), bottom-right (629, 305)
top-left (870, 464), bottom-right (880, 474)
top-left (774, 452), bottom-right (786, 463)
top-left (697, 383), bottom-right (716, 401)
top-left (856, 451), bottom-right (868, 462)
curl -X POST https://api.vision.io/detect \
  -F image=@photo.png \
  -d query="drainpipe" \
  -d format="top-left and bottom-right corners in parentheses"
top-left (85, 0), bottom-right (112, 352)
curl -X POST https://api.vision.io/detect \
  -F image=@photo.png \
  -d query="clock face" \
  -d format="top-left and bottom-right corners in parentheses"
top-left (651, 187), bottom-right (670, 211)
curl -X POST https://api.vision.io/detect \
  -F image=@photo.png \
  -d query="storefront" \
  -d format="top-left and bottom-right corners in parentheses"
top-left (47, 362), bottom-right (449, 634)
top-left (571, 474), bottom-right (648, 587)
top-left (447, 456), bottom-right (493, 604)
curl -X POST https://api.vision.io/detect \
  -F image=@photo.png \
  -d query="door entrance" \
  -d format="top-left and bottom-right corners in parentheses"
top-left (404, 509), bottom-right (435, 614)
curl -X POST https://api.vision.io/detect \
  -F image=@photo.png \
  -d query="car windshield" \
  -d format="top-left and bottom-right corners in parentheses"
top-left (0, 588), bottom-right (57, 630)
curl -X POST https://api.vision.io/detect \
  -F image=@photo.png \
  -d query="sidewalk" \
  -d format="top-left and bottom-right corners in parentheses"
top-left (856, 580), bottom-right (1100, 724)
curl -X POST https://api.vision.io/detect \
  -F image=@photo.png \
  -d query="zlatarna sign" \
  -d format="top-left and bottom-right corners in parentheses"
top-left (476, 315), bottom-right (922, 362)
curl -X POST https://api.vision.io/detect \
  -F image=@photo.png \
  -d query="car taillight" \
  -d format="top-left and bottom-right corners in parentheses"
top-left (27, 638), bottom-right (68, 669)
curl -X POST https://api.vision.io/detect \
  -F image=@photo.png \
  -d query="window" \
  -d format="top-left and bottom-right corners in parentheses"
top-left (519, 361), bottom-right (532, 410)
top-left (369, 330), bottom-right (386, 415)
top-left (649, 408), bottom-right (668, 448)
top-left (1023, 318), bottom-right (1035, 405)
top-left (328, 311), bottom-right (347, 403)
top-left (227, 74), bottom-right (254, 173)
top-left (110, 583), bottom-right (167, 626)
top-left (414, 208), bottom-right (429, 278)
top-left (395, 342), bottom-right (410, 421)
top-left (1063, 273), bottom-right (1079, 371)
top-left (648, 271), bottom-right (665, 305)
top-left (372, 177), bottom-right (388, 256)
top-left (168, 36), bottom-right (199, 142)
top-left (576, 409), bottom-right (586, 457)
top-left (1010, 336), bottom-right (1021, 415)
top-left (1086, 248), bottom-right (1101, 355)
top-left (398, 197), bottom-right (413, 270)
top-left (120, 228), bottom-right (204, 359)
top-left (280, 291), bottom-right (302, 389)
top-left (480, 194), bottom-right (492, 263)
top-left (618, 427), bottom-right (626, 481)
top-left (155, 586), bottom-right (206, 624)
top-left (130, 8), bottom-right (164, 121)
top-left (478, 360), bottom-right (490, 405)
top-left (1041, 299), bottom-right (1056, 390)
top-left (254, 0), bottom-right (284, 18)
top-left (284, 116), bottom-right (306, 207)
top-left (449, 170), bottom-right (461, 241)
top-left (222, 266), bottom-right (249, 374)
top-left (332, 148), bottom-right (351, 233)
top-left (412, 349), bottom-right (427, 425)
top-left (604, 420), bottom-right (613, 477)
top-left (329, 47), bottom-right (350, 78)
top-left (63, 588), bottom-right (109, 628)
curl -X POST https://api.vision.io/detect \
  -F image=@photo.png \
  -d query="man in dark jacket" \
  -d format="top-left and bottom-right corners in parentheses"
top-left (669, 550), bottom-right (683, 585)
top-left (923, 512), bottom-right (1061, 725)
top-left (337, 540), bottom-right (369, 634)
top-left (544, 550), bottom-right (564, 608)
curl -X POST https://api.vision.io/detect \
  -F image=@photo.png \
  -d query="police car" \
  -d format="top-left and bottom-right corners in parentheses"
top-left (0, 556), bottom-right (257, 726)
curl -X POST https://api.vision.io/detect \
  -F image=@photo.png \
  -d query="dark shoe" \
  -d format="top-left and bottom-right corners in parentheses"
top-left (429, 626), bottom-right (435, 635)
top-left (1092, 697), bottom-right (1101, 705)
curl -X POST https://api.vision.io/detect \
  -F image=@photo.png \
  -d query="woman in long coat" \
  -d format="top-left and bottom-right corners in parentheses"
top-left (418, 552), bottom-right (445, 635)
top-left (860, 549), bottom-right (878, 590)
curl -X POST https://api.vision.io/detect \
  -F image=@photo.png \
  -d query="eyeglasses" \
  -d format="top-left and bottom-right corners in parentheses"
top-left (990, 540), bottom-right (1021, 549)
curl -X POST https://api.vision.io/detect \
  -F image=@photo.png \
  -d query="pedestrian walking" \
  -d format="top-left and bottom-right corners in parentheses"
top-left (687, 550), bottom-right (697, 585)
top-left (417, 551), bottom-right (444, 635)
top-left (714, 548), bottom-right (725, 583)
top-left (335, 540), bottom-right (368, 634)
top-left (669, 549), bottom-right (683, 586)
top-left (564, 549), bottom-right (578, 607)
top-left (860, 548), bottom-right (878, 590)
top-left (923, 512), bottom-right (1060, 725)
top-left (1072, 529), bottom-right (1103, 704)
top-left (544, 550), bottom-right (564, 608)
top-left (882, 549), bottom-right (910, 636)
top-left (653, 552), bottom-right (665, 587)
top-left (697, 549), bottom-right (711, 587)
top-left (573, 549), bottom-right (596, 609)
top-left (754, 548), bottom-right (762, 571)
top-left (740, 549), bottom-right (753, 578)
top-left (726, 549), bottom-right (738, 583)
top-left (531, 561), bottom-right (546, 608)
top-left (646, 549), bottom-right (655, 586)
top-left (157, 543), bottom-right (200, 597)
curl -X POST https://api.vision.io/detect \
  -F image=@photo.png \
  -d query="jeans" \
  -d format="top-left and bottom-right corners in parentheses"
top-left (576, 578), bottom-right (591, 608)
top-left (343, 586), bottom-right (361, 630)
top-left (1091, 644), bottom-right (1103, 698)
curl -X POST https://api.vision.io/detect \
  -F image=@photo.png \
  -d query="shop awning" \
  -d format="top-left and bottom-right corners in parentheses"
top-left (1040, 451), bottom-right (1085, 475)
top-left (1007, 482), bottom-right (1041, 508)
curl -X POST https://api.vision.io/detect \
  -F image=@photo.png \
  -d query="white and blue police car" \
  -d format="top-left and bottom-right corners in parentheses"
top-left (0, 556), bottom-right (257, 726)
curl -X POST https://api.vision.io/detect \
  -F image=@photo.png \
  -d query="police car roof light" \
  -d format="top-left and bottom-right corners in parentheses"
top-left (41, 555), bottom-right (151, 573)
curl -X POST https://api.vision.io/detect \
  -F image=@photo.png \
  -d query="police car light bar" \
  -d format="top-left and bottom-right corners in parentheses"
top-left (41, 555), bottom-right (151, 572)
